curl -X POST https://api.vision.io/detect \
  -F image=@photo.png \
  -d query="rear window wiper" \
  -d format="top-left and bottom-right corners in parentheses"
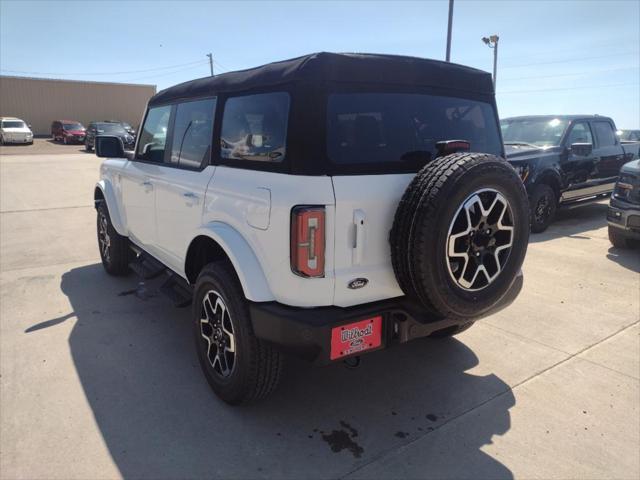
top-left (504, 141), bottom-right (541, 149)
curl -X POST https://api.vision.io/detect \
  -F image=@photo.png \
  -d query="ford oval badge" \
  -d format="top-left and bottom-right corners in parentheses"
top-left (348, 278), bottom-right (368, 290)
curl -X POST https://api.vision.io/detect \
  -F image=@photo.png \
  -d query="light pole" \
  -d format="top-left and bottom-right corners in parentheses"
top-left (482, 35), bottom-right (499, 90)
top-left (206, 53), bottom-right (214, 77)
top-left (446, 0), bottom-right (454, 62)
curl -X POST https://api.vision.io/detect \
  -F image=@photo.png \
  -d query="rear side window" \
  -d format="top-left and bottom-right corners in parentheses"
top-left (593, 121), bottom-right (617, 147)
top-left (170, 98), bottom-right (216, 169)
top-left (136, 105), bottom-right (171, 163)
top-left (327, 93), bottom-right (501, 170)
top-left (566, 122), bottom-right (593, 145)
top-left (220, 92), bottom-right (289, 162)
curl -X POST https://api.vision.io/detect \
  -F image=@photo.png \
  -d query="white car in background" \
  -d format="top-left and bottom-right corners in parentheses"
top-left (0, 117), bottom-right (34, 145)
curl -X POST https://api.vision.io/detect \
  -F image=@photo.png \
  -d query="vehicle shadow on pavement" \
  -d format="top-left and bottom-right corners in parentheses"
top-left (529, 201), bottom-right (608, 243)
top-left (606, 246), bottom-right (640, 273)
top-left (58, 263), bottom-right (515, 480)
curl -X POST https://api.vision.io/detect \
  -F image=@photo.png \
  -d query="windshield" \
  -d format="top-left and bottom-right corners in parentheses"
top-left (326, 93), bottom-right (502, 172)
top-left (500, 118), bottom-right (569, 148)
top-left (2, 120), bottom-right (26, 129)
top-left (63, 123), bottom-right (84, 131)
top-left (96, 123), bottom-right (126, 134)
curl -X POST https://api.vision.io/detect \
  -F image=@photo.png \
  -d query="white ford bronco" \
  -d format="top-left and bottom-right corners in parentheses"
top-left (94, 53), bottom-right (529, 404)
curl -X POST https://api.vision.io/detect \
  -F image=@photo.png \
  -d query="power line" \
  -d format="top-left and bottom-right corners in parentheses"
top-left (501, 51), bottom-right (639, 69)
top-left (498, 40), bottom-right (636, 61)
top-left (128, 63), bottom-right (211, 82)
top-left (501, 65), bottom-right (639, 81)
top-left (498, 82), bottom-right (638, 94)
top-left (0, 59), bottom-right (208, 76)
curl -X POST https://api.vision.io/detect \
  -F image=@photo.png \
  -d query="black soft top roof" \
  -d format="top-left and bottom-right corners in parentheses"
top-left (149, 52), bottom-right (494, 106)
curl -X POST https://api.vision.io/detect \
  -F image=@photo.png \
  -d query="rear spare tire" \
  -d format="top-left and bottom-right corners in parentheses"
top-left (391, 152), bottom-right (529, 319)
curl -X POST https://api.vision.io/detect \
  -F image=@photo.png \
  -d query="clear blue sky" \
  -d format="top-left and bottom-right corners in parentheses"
top-left (1, 0), bottom-right (639, 127)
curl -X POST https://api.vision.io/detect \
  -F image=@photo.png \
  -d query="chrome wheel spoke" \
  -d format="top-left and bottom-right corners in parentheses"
top-left (446, 189), bottom-right (515, 291)
top-left (200, 290), bottom-right (236, 378)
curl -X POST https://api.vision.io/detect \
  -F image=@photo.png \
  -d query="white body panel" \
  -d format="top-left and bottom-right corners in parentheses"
top-left (152, 165), bottom-right (216, 275)
top-left (121, 162), bottom-right (158, 249)
top-left (331, 174), bottom-right (413, 306)
top-left (98, 159), bottom-right (412, 308)
top-left (203, 166), bottom-right (336, 307)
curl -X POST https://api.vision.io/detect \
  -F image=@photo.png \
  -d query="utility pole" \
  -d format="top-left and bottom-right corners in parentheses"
top-left (482, 35), bottom-right (499, 90)
top-left (206, 53), bottom-right (214, 77)
top-left (446, 0), bottom-right (454, 62)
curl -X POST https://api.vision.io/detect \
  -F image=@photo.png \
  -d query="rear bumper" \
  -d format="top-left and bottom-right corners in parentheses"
top-left (250, 271), bottom-right (523, 365)
top-left (608, 198), bottom-right (640, 239)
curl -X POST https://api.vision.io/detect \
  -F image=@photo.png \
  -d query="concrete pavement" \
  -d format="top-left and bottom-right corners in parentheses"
top-left (1, 152), bottom-right (638, 479)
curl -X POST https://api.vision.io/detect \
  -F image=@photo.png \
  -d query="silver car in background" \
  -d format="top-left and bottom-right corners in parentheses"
top-left (0, 117), bottom-right (34, 145)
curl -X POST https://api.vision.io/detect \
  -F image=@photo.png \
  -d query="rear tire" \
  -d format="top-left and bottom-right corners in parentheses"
top-left (85, 142), bottom-right (93, 152)
top-left (391, 152), bottom-right (529, 319)
top-left (96, 202), bottom-right (131, 275)
top-left (193, 261), bottom-right (282, 405)
top-left (608, 226), bottom-right (632, 249)
top-left (529, 183), bottom-right (557, 233)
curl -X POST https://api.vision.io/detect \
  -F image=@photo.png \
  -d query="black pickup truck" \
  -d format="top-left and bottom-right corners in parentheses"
top-left (501, 115), bottom-right (640, 232)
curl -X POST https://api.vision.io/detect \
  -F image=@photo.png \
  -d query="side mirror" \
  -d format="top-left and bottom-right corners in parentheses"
top-left (96, 135), bottom-right (125, 158)
top-left (570, 142), bottom-right (592, 156)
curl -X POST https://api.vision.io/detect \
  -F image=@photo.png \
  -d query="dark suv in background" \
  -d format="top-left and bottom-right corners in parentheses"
top-left (85, 121), bottom-right (135, 152)
top-left (103, 120), bottom-right (137, 139)
top-left (501, 115), bottom-right (639, 232)
top-left (51, 120), bottom-right (86, 144)
top-left (608, 159), bottom-right (640, 248)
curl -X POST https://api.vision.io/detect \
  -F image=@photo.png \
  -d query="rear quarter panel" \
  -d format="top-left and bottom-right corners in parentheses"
top-left (203, 166), bottom-right (336, 307)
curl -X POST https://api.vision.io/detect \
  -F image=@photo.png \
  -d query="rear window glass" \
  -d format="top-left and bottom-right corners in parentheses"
top-left (327, 93), bottom-right (501, 170)
top-left (220, 92), bottom-right (289, 162)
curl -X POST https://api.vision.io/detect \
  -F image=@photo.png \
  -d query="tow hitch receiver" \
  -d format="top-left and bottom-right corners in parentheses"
top-left (330, 316), bottom-right (382, 360)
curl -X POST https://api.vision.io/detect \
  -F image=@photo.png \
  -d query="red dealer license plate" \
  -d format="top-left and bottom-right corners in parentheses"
top-left (330, 316), bottom-right (383, 360)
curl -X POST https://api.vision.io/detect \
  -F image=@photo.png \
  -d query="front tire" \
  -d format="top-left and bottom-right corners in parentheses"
top-left (193, 261), bottom-right (282, 405)
top-left (530, 183), bottom-right (557, 233)
top-left (608, 226), bottom-right (632, 249)
top-left (96, 202), bottom-right (131, 275)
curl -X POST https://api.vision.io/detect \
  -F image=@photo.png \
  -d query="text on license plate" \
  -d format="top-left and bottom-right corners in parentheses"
top-left (330, 316), bottom-right (382, 360)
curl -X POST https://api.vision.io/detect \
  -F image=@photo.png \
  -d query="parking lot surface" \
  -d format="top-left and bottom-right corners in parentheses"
top-left (1, 152), bottom-right (638, 479)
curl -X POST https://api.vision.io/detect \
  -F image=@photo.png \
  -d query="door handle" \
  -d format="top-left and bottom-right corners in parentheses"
top-left (352, 209), bottom-right (365, 265)
top-left (183, 192), bottom-right (200, 206)
top-left (140, 181), bottom-right (153, 192)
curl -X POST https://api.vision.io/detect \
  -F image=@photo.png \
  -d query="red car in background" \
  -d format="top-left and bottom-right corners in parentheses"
top-left (51, 120), bottom-right (86, 144)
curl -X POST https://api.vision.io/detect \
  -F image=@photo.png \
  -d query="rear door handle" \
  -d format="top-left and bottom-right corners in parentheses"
top-left (352, 209), bottom-right (365, 265)
top-left (140, 180), bottom-right (153, 192)
top-left (183, 192), bottom-right (200, 206)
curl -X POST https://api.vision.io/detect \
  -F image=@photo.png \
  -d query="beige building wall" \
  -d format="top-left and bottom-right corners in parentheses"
top-left (0, 76), bottom-right (156, 135)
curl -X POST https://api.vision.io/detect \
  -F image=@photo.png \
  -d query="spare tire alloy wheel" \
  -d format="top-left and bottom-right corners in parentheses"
top-left (391, 152), bottom-right (529, 319)
top-left (447, 188), bottom-right (514, 291)
top-left (199, 290), bottom-right (236, 378)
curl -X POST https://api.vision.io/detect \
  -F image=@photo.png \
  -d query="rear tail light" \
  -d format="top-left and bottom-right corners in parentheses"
top-left (436, 140), bottom-right (471, 156)
top-left (291, 206), bottom-right (325, 278)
